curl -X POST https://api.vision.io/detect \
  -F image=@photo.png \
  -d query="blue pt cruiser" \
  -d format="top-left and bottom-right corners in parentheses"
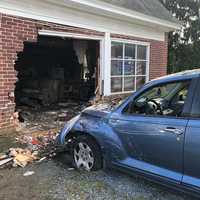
top-left (58, 69), bottom-right (200, 197)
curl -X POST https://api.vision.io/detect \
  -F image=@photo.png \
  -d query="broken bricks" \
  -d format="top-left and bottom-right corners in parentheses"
top-left (0, 97), bottom-right (124, 169)
top-left (0, 148), bottom-right (37, 168)
top-left (9, 148), bottom-right (37, 168)
top-left (16, 101), bottom-right (86, 132)
top-left (0, 129), bottom-right (58, 169)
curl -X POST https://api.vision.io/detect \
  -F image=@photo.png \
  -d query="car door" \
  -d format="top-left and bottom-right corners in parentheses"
top-left (183, 77), bottom-right (200, 188)
top-left (110, 78), bottom-right (196, 183)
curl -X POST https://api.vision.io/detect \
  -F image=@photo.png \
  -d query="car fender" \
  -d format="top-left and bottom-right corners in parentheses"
top-left (58, 114), bottom-right (128, 162)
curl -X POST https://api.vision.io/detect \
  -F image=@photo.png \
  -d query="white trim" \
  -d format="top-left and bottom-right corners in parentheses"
top-left (111, 75), bottom-right (146, 78)
top-left (122, 44), bottom-right (125, 93)
top-left (110, 39), bottom-right (150, 95)
top-left (103, 32), bottom-right (111, 96)
top-left (0, 0), bottom-right (173, 41)
top-left (111, 38), bottom-right (150, 46)
top-left (0, 6), bottom-right (105, 33)
top-left (99, 40), bottom-right (104, 95)
top-left (39, 29), bottom-right (105, 96)
top-left (135, 45), bottom-right (138, 91)
top-left (38, 30), bottom-right (104, 41)
top-left (37, 31), bottom-right (150, 97)
top-left (112, 58), bottom-right (147, 60)
top-left (49, 0), bottom-right (181, 30)
top-left (146, 45), bottom-right (150, 83)
top-left (110, 91), bottom-right (135, 95)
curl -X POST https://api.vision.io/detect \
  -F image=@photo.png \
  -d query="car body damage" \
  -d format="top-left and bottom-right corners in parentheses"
top-left (57, 70), bottom-right (200, 197)
top-left (58, 104), bottom-right (127, 162)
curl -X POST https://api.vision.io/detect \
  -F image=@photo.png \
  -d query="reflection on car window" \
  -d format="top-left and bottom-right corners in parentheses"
top-left (139, 83), bottom-right (178, 100)
top-left (127, 80), bottom-right (191, 117)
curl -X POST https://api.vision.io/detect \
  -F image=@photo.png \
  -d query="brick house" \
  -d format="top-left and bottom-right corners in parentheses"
top-left (0, 0), bottom-right (180, 133)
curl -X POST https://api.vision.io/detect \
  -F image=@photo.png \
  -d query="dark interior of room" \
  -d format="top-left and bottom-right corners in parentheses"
top-left (14, 35), bottom-right (99, 109)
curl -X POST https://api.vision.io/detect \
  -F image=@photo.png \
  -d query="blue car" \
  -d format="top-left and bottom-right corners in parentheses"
top-left (58, 69), bottom-right (200, 197)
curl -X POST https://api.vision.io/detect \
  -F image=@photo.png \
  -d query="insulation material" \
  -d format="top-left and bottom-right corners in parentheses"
top-left (73, 40), bottom-right (88, 67)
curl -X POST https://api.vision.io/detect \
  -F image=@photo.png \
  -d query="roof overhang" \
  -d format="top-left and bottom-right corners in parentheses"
top-left (46, 0), bottom-right (182, 31)
top-left (0, 0), bottom-right (181, 41)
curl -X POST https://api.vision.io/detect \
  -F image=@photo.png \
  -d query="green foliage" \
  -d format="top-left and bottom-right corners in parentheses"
top-left (160, 0), bottom-right (200, 73)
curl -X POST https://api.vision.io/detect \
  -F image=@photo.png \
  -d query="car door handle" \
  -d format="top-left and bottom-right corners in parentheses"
top-left (164, 127), bottom-right (184, 135)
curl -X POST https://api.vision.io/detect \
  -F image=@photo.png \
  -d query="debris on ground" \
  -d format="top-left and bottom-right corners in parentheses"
top-left (10, 148), bottom-right (37, 168)
top-left (15, 101), bottom-right (87, 133)
top-left (1, 97), bottom-right (125, 170)
top-left (0, 129), bottom-right (58, 169)
top-left (0, 153), bottom-right (8, 160)
top-left (67, 168), bottom-right (75, 171)
top-left (15, 96), bottom-right (124, 133)
top-left (23, 171), bottom-right (35, 177)
top-left (0, 158), bottom-right (13, 167)
top-left (37, 157), bottom-right (47, 163)
top-left (1, 101), bottom-right (90, 169)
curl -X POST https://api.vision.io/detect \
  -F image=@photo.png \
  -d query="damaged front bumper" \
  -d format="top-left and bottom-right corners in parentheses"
top-left (56, 115), bottom-right (80, 145)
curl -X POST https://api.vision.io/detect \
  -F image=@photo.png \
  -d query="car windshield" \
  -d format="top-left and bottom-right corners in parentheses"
top-left (126, 80), bottom-right (191, 117)
top-left (138, 82), bottom-right (182, 101)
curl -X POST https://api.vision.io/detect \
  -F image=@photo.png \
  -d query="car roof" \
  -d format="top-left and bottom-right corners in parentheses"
top-left (150, 69), bottom-right (200, 85)
top-left (116, 69), bottom-right (200, 112)
top-left (143, 69), bottom-right (200, 88)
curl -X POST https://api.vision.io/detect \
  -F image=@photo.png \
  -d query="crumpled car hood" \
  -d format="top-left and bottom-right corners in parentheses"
top-left (57, 103), bottom-right (114, 145)
top-left (82, 104), bottom-right (113, 118)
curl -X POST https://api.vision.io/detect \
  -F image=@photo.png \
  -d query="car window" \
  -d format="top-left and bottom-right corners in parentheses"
top-left (125, 80), bottom-right (191, 117)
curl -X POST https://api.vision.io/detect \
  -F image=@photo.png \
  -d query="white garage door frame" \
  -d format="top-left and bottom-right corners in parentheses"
top-left (38, 29), bottom-right (109, 96)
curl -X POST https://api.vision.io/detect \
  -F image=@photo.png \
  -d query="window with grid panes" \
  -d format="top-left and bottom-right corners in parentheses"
top-left (111, 42), bottom-right (148, 93)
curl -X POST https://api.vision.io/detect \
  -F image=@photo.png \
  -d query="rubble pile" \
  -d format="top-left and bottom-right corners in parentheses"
top-left (1, 100), bottom-right (90, 169)
top-left (0, 129), bottom-right (58, 169)
top-left (0, 95), bottom-right (125, 169)
top-left (14, 95), bottom-right (124, 133)
top-left (15, 101), bottom-right (87, 133)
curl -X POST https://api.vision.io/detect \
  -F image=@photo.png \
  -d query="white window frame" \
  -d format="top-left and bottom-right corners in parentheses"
top-left (110, 38), bottom-right (150, 94)
top-left (39, 29), bottom-right (105, 96)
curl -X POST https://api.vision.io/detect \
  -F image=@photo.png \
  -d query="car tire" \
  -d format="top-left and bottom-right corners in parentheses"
top-left (72, 135), bottom-right (102, 171)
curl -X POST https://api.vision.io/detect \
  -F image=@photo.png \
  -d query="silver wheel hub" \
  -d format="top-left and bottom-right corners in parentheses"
top-left (74, 142), bottom-right (94, 171)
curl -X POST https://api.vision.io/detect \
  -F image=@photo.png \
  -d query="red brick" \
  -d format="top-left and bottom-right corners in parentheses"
top-left (0, 13), bottom-right (105, 132)
top-left (0, 13), bottom-right (168, 133)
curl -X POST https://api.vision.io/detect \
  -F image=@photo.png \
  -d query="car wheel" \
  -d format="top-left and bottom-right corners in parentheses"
top-left (72, 135), bottom-right (102, 171)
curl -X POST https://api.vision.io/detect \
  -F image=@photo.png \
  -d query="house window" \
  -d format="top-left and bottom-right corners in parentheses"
top-left (111, 42), bottom-right (149, 93)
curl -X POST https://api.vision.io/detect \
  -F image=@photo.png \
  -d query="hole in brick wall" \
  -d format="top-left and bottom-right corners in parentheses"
top-left (14, 35), bottom-right (100, 130)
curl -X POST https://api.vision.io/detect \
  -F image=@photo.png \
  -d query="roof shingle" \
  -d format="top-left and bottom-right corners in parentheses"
top-left (101, 0), bottom-right (178, 24)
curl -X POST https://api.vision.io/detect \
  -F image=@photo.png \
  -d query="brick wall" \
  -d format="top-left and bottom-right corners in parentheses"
top-left (111, 33), bottom-right (168, 80)
top-left (0, 13), bottom-right (168, 133)
top-left (0, 14), bottom-right (37, 132)
top-left (0, 13), bottom-right (104, 132)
